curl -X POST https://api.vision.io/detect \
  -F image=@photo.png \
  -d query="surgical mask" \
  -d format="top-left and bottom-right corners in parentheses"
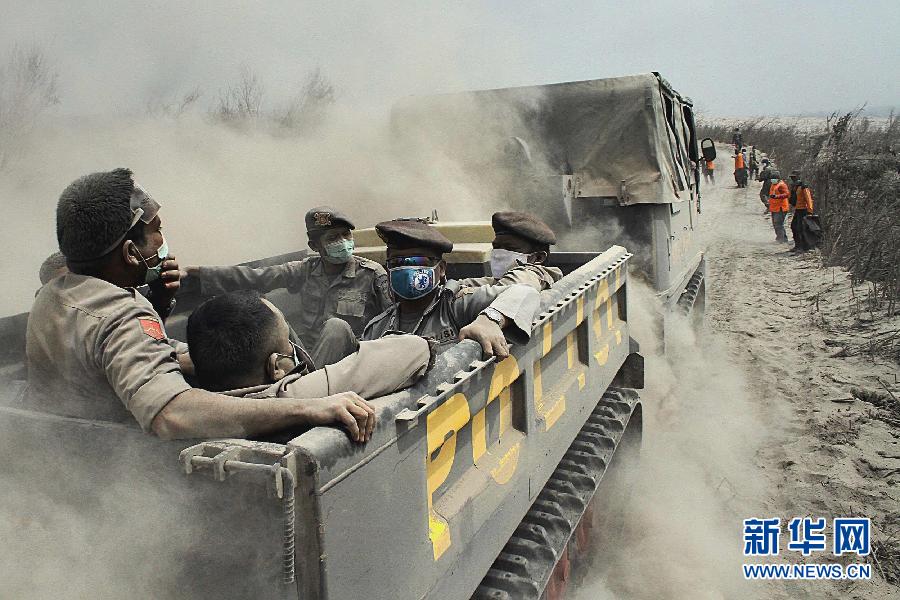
top-left (389, 266), bottom-right (437, 300)
top-left (136, 236), bottom-right (169, 284)
top-left (490, 248), bottom-right (529, 277)
top-left (323, 238), bottom-right (354, 264)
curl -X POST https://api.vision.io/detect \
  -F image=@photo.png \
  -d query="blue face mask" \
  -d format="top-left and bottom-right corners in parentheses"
top-left (137, 236), bottom-right (169, 284)
top-left (389, 266), bottom-right (437, 300)
top-left (323, 238), bottom-right (354, 264)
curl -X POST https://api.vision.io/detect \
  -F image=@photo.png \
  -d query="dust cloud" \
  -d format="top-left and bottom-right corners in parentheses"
top-left (1, 105), bottom-right (510, 315)
top-left (570, 281), bottom-right (785, 600)
top-left (0, 0), bottom-right (550, 317)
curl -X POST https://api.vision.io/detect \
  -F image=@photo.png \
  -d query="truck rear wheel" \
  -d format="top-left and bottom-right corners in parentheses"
top-left (473, 388), bottom-right (642, 600)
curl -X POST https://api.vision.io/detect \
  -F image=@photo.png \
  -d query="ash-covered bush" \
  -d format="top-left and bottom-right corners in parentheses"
top-left (700, 113), bottom-right (900, 310)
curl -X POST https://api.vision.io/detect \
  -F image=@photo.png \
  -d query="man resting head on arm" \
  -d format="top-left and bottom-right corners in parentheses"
top-left (187, 291), bottom-right (433, 426)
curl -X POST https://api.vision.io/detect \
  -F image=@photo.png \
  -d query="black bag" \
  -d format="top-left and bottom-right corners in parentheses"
top-left (803, 214), bottom-right (822, 247)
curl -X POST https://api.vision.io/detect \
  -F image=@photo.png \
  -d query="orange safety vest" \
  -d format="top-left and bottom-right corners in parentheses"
top-left (735, 154), bottom-right (745, 169)
top-left (768, 180), bottom-right (790, 212)
top-left (795, 186), bottom-right (814, 211)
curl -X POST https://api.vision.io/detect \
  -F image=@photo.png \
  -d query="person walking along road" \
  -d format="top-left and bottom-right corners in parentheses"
top-left (768, 177), bottom-right (791, 243)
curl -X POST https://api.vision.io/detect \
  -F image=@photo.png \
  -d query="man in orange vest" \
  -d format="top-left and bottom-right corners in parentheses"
top-left (788, 170), bottom-right (815, 252)
top-left (768, 177), bottom-right (791, 243)
top-left (734, 149), bottom-right (748, 187)
top-left (703, 158), bottom-right (715, 183)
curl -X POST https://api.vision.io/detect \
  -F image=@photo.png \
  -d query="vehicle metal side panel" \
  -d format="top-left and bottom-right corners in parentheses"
top-left (0, 395), bottom-right (291, 600)
top-left (287, 246), bottom-right (633, 600)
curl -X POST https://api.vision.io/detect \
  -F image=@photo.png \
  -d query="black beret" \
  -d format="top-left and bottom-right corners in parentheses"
top-left (492, 211), bottom-right (556, 246)
top-left (375, 220), bottom-right (453, 255)
top-left (305, 206), bottom-right (355, 234)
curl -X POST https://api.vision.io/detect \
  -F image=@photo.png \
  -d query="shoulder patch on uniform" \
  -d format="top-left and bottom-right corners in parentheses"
top-left (357, 257), bottom-right (385, 272)
top-left (138, 317), bottom-right (165, 340)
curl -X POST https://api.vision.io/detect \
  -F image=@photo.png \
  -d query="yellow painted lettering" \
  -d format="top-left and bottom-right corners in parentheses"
top-left (426, 393), bottom-right (470, 560)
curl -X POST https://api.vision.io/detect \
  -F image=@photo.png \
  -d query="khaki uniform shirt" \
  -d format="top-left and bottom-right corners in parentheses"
top-left (362, 281), bottom-right (540, 351)
top-left (25, 274), bottom-right (191, 431)
top-left (222, 335), bottom-right (430, 400)
top-left (457, 263), bottom-right (563, 291)
top-left (196, 256), bottom-right (391, 349)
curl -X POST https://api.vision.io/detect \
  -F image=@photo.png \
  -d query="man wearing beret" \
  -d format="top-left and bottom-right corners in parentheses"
top-left (184, 206), bottom-right (392, 368)
top-left (458, 211), bottom-right (563, 291)
top-left (361, 219), bottom-right (541, 357)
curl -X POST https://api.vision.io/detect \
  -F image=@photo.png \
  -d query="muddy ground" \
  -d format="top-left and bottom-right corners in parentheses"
top-left (573, 165), bottom-right (900, 599)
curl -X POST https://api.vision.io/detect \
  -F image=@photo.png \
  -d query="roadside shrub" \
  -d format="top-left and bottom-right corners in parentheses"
top-left (0, 44), bottom-right (59, 171)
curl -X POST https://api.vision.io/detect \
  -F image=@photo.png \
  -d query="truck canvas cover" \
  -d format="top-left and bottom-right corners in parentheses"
top-left (392, 72), bottom-right (697, 205)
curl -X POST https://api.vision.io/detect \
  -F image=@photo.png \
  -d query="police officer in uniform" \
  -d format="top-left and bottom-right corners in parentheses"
top-left (26, 169), bottom-right (376, 442)
top-left (758, 158), bottom-right (777, 214)
top-left (184, 206), bottom-right (392, 368)
top-left (362, 220), bottom-right (541, 357)
top-left (457, 211), bottom-right (562, 291)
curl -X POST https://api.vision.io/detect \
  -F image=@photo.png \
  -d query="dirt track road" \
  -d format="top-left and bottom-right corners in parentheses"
top-left (573, 167), bottom-right (900, 599)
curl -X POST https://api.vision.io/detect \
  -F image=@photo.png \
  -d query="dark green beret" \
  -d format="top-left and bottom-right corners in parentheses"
top-left (492, 211), bottom-right (557, 245)
top-left (305, 206), bottom-right (355, 234)
top-left (375, 219), bottom-right (453, 255)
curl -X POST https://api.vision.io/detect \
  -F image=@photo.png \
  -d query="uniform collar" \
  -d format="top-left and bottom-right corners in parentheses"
top-left (310, 255), bottom-right (359, 278)
top-left (372, 279), bottom-right (453, 330)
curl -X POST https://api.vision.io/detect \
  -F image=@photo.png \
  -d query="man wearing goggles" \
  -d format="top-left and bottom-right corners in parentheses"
top-left (457, 211), bottom-right (562, 291)
top-left (182, 205), bottom-right (391, 368)
top-left (186, 291), bottom-right (433, 443)
top-left (26, 169), bottom-right (374, 441)
top-left (362, 219), bottom-right (540, 357)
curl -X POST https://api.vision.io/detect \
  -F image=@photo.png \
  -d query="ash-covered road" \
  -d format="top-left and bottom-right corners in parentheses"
top-left (572, 167), bottom-right (899, 599)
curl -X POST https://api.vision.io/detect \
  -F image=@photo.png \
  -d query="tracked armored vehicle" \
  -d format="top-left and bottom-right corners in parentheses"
top-left (0, 72), bottom-right (709, 599)
top-left (0, 241), bottom-right (641, 600)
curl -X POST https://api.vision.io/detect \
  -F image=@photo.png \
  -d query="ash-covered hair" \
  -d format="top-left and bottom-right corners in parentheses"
top-left (56, 168), bottom-right (143, 262)
top-left (186, 291), bottom-right (281, 391)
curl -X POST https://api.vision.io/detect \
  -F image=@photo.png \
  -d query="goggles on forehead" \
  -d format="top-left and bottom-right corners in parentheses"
top-left (80, 183), bottom-right (162, 262)
top-left (386, 255), bottom-right (439, 269)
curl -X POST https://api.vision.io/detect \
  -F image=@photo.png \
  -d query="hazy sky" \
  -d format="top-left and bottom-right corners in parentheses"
top-left (2, 0), bottom-right (898, 117)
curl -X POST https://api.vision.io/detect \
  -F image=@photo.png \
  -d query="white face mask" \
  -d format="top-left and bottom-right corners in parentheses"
top-left (490, 248), bottom-right (529, 277)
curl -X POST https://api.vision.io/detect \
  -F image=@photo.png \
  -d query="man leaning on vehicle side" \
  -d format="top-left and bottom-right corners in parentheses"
top-left (186, 291), bottom-right (433, 442)
top-left (25, 168), bottom-right (376, 442)
top-left (456, 211), bottom-right (562, 292)
top-left (362, 219), bottom-right (541, 357)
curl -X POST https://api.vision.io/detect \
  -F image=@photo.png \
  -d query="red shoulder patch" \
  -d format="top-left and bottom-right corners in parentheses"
top-left (138, 317), bottom-right (165, 340)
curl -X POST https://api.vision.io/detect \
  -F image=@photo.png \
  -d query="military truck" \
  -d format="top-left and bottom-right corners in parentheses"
top-left (0, 241), bottom-right (641, 600)
top-left (391, 72), bottom-right (706, 335)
